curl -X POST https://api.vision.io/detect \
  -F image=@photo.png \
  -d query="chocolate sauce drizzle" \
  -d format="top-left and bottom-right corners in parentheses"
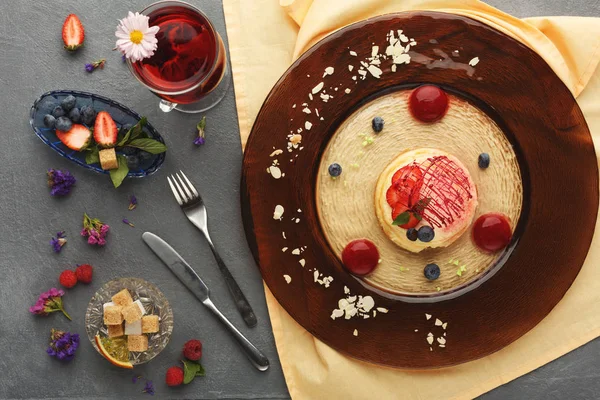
top-left (414, 156), bottom-right (473, 228)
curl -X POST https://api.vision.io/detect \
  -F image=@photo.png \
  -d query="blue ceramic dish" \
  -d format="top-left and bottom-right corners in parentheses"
top-left (30, 90), bottom-right (166, 177)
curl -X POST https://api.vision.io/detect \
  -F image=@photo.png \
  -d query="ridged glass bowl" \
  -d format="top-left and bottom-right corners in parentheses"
top-left (85, 278), bottom-right (174, 365)
top-left (30, 90), bottom-right (166, 177)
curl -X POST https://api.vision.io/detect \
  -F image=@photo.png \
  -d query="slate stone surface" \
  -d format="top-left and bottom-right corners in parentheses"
top-left (0, 0), bottom-right (597, 399)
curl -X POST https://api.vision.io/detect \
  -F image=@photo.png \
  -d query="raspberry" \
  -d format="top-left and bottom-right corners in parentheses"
top-left (75, 264), bottom-right (93, 284)
top-left (182, 339), bottom-right (203, 361)
top-left (59, 270), bottom-right (77, 288)
top-left (165, 366), bottom-right (184, 387)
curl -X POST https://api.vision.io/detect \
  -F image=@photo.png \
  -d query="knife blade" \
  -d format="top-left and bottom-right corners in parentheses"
top-left (141, 231), bottom-right (270, 371)
top-left (142, 231), bottom-right (210, 303)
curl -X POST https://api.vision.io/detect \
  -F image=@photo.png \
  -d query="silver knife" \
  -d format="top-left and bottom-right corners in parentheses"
top-left (142, 232), bottom-right (269, 371)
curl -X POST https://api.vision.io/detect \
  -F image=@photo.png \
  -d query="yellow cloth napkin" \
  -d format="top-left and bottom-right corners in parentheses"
top-left (223, 1), bottom-right (600, 398)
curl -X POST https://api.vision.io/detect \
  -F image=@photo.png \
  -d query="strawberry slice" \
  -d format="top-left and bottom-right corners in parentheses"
top-left (93, 111), bottom-right (118, 147)
top-left (391, 205), bottom-right (420, 229)
top-left (62, 14), bottom-right (85, 51)
top-left (386, 185), bottom-right (410, 209)
top-left (56, 124), bottom-right (92, 151)
top-left (390, 164), bottom-right (424, 207)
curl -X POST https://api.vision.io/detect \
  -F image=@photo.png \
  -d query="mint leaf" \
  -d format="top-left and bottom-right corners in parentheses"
top-left (182, 360), bottom-right (203, 384)
top-left (392, 211), bottom-right (411, 226)
top-left (414, 197), bottom-right (431, 212)
top-left (195, 362), bottom-right (205, 377)
top-left (117, 117), bottom-right (147, 147)
top-left (85, 147), bottom-right (100, 164)
top-left (129, 117), bottom-right (147, 141)
top-left (126, 138), bottom-right (167, 154)
top-left (109, 155), bottom-right (129, 188)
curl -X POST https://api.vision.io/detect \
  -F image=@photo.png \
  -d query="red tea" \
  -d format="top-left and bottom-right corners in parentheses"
top-left (131, 4), bottom-right (226, 104)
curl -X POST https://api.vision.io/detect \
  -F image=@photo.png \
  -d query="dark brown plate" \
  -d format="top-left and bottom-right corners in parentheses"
top-left (241, 11), bottom-right (598, 368)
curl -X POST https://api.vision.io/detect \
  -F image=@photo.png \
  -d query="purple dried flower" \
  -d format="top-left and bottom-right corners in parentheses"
top-left (47, 329), bottom-right (79, 361)
top-left (122, 219), bottom-right (134, 228)
top-left (194, 117), bottom-right (206, 146)
top-left (50, 231), bottom-right (67, 253)
top-left (122, 54), bottom-right (126, 63)
top-left (82, 213), bottom-right (109, 246)
top-left (29, 288), bottom-right (71, 320)
top-left (128, 195), bottom-right (137, 211)
top-left (85, 58), bottom-right (106, 73)
top-left (47, 169), bottom-right (76, 196)
top-left (142, 380), bottom-right (155, 395)
top-left (132, 375), bottom-right (143, 384)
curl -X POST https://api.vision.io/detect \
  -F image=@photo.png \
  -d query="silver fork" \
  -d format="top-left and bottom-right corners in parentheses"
top-left (167, 171), bottom-right (258, 328)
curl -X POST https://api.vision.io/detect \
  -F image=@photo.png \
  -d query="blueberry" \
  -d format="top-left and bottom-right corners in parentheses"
top-left (80, 105), bottom-right (97, 125)
top-left (424, 263), bottom-right (441, 280)
top-left (121, 146), bottom-right (139, 156)
top-left (69, 107), bottom-right (81, 123)
top-left (406, 228), bottom-right (418, 241)
top-left (43, 114), bottom-right (56, 128)
top-left (126, 155), bottom-right (140, 170)
top-left (478, 153), bottom-right (490, 169)
top-left (372, 116), bottom-right (385, 133)
top-left (328, 163), bottom-right (342, 177)
top-left (55, 117), bottom-right (73, 132)
top-left (417, 226), bottom-right (435, 242)
top-left (39, 99), bottom-right (57, 114)
top-left (138, 151), bottom-right (153, 161)
top-left (52, 106), bottom-right (65, 118)
top-left (60, 95), bottom-right (77, 111)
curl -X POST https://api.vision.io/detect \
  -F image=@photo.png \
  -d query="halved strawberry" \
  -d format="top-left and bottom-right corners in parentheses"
top-left (93, 111), bottom-right (118, 147)
top-left (56, 124), bottom-right (92, 151)
top-left (391, 205), bottom-right (420, 229)
top-left (62, 14), bottom-right (85, 51)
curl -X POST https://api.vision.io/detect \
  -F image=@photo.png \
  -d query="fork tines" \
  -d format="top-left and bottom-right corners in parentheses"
top-left (167, 171), bottom-right (199, 206)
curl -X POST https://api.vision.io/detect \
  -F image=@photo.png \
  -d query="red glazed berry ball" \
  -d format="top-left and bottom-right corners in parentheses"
top-left (341, 239), bottom-right (380, 276)
top-left (409, 85), bottom-right (449, 123)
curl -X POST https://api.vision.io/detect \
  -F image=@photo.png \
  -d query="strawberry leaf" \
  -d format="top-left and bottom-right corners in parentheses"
top-left (392, 211), bottom-right (411, 226)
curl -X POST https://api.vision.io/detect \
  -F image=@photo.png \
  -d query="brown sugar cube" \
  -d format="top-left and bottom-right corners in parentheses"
top-left (107, 324), bottom-right (124, 338)
top-left (141, 315), bottom-right (160, 333)
top-left (111, 289), bottom-right (134, 307)
top-left (103, 306), bottom-right (123, 325)
top-left (99, 148), bottom-right (119, 170)
top-left (128, 335), bottom-right (148, 352)
top-left (122, 302), bottom-right (143, 324)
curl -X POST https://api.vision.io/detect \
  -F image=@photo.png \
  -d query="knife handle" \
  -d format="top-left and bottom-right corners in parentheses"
top-left (204, 298), bottom-right (270, 371)
top-left (206, 238), bottom-right (258, 328)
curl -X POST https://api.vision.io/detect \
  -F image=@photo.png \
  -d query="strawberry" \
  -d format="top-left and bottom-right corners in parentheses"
top-left (56, 124), bottom-right (92, 151)
top-left (93, 111), bottom-right (118, 147)
top-left (392, 205), bottom-right (420, 229)
top-left (390, 165), bottom-right (424, 207)
top-left (62, 14), bottom-right (85, 51)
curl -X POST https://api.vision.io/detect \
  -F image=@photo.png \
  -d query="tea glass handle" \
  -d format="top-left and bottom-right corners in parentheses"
top-left (159, 100), bottom-right (177, 113)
